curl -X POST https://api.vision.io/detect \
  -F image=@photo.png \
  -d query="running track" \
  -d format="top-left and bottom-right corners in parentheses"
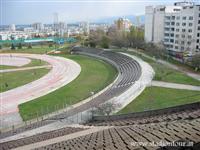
top-left (0, 53), bottom-right (81, 115)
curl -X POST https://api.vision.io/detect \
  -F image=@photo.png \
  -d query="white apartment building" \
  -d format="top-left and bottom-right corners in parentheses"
top-left (145, 2), bottom-right (200, 57)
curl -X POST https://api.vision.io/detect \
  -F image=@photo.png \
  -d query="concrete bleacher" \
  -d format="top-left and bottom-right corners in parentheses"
top-left (35, 118), bottom-right (200, 150)
top-left (0, 127), bottom-right (86, 150)
top-left (87, 101), bottom-right (200, 126)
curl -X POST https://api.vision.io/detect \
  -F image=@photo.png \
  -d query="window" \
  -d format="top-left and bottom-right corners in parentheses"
top-left (198, 20), bottom-right (200, 24)
top-left (181, 47), bottom-right (184, 51)
top-left (176, 16), bottom-right (180, 20)
top-left (182, 23), bottom-right (186, 26)
top-left (176, 29), bottom-right (180, 32)
top-left (165, 22), bottom-right (170, 26)
top-left (165, 28), bottom-right (170, 31)
top-left (188, 29), bottom-right (192, 33)
top-left (197, 33), bottom-right (200, 37)
top-left (182, 16), bottom-right (186, 20)
top-left (176, 23), bottom-right (180, 26)
top-left (175, 40), bottom-right (179, 44)
top-left (182, 29), bottom-right (186, 32)
top-left (171, 22), bottom-right (175, 25)
top-left (170, 33), bottom-right (174, 37)
top-left (198, 26), bottom-right (200, 30)
top-left (188, 35), bottom-right (192, 39)
top-left (175, 46), bottom-right (178, 49)
top-left (165, 33), bottom-right (169, 37)
top-left (164, 39), bottom-right (169, 42)
top-left (182, 34), bottom-right (185, 38)
top-left (176, 34), bottom-right (179, 38)
top-left (165, 16), bottom-right (170, 20)
top-left (171, 28), bottom-right (174, 31)
top-left (189, 16), bottom-right (193, 20)
top-left (197, 39), bottom-right (199, 43)
top-left (187, 41), bottom-right (191, 45)
top-left (170, 39), bottom-right (174, 43)
top-left (189, 23), bottom-right (193, 26)
top-left (197, 45), bottom-right (199, 49)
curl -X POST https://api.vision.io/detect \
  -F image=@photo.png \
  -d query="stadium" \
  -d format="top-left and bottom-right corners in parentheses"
top-left (0, 43), bottom-right (200, 150)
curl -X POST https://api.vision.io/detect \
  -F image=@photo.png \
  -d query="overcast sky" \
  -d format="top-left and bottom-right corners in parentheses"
top-left (1, 0), bottom-right (199, 25)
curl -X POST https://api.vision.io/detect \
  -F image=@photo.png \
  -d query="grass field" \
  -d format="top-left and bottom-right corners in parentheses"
top-left (0, 68), bottom-right (50, 92)
top-left (19, 54), bottom-right (117, 121)
top-left (124, 51), bottom-right (200, 86)
top-left (118, 87), bottom-right (200, 114)
top-left (0, 46), bottom-right (54, 54)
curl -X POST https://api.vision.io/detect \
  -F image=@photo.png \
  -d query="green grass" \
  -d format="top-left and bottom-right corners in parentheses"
top-left (0, 46), bottom-right (54, 54)
top-left (0, 68), bottom-right (50, 92)
top-left (124, 51), bottom-right (200, 86)
top-left (19, 54), bottom-right (117, 121)
top-left (0, 65), bottom-right (16, 70)
top-left (118, 87), bottom-right (200, 114)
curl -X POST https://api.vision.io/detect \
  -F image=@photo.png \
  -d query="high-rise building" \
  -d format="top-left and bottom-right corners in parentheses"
top-left (145, 2), bottom-right (200, 57)
top-left (53, 12), bottom-right (59, 32)
top-left (9, 24), bottom-right (16, 32)
top-left (32, 23), bottom-right (44, 31)
top-left (79, 21), bottom-right (90, 35)
top-left (58, 22), bottom-right (67, 36)
top-left (115, 18), bottom-right (132, 31)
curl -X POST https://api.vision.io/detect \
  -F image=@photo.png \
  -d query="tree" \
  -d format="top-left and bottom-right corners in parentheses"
top-left (88, 29), bottom-right (104, 48)
top-left (49, 43), bottom-right (53, 48)
top-left (191, 54), bottom-right (200, 71)
top-left (18, 43), bottom-right (22, 49)
top-left (11, 43), bottom-right (15, 50)
top-left (93, 102), bottom-right (121, 116)
top-left (100, 35), bottom-right (110, 49)
top-left (108, 28), bottom-right (127, 48)
top-left (28, 43), bottom-right (32, 49)
top-left (0, 45), bottom-right (2, 49)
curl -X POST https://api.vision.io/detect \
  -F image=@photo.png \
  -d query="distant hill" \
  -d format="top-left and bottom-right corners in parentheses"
top-left (92, 15), bottom-right (145, 25)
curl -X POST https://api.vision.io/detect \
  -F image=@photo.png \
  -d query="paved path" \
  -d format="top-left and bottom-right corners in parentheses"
top-left (0, 65), bottom-right (51, 73)
top-left (128, 48), bottom-right (200, 81)
top-left (151, 80), bottom-right (200, 91)
top-left (0, 55), bottom-right (31, 67)
top-left (0, 53), bottom-right (81, 129)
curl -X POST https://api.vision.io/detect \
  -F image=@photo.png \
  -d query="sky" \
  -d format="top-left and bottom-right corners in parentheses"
top-left (1, 0), bottom-right (199, 25)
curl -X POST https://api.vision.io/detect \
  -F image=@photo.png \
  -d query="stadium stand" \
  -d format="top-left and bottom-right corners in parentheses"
top-left (86, 101), bottom-right (200, 126)
top-left (0, 127), bottom-right (86, 150)
top-left (35, 118), bottom-right (200, 150)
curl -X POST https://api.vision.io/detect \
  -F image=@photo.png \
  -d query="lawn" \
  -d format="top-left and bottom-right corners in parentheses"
top-left (124, 51), bottom-right (200, 86)
top-left (0, 68), bottom-right (50, 92)
top-left (19, 54), bottom-right (117, 121)
top-left (0, 45), bottom-right (54, 54)
top-left (118, 87), bottom-right (200, 114)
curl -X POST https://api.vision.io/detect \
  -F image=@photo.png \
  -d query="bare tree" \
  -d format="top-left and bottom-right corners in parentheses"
top-left (191, 54), bottom-right (200, 71)
top-left (92, 102), bottom-right (121, 116)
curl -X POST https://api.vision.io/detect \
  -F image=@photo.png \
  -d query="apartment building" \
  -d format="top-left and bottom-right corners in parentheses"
top-left (115, 18), bottom-right (132, 32)
top-left (145, 2), bottom-right (200, 57)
